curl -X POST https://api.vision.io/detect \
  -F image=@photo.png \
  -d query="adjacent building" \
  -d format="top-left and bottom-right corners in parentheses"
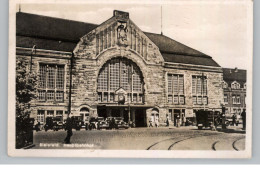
top-left (223, 68), bottom-right (247, 117)
top-left (16, 10), bottom-right (224, 127)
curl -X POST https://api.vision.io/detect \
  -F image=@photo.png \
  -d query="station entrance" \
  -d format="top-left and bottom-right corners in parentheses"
top-left (97, 106), bottom-right (147, 127)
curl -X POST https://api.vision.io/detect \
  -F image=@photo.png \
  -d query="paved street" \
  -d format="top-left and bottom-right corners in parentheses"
top-left (32, 125), bottom-right (245, 150)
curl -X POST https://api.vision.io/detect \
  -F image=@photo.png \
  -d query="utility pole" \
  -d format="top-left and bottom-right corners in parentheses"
top-left (68, 53), bottom-right (74, 116)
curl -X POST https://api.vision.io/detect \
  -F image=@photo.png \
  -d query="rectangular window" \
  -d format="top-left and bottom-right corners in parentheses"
top-left (98, 66), bottom-right (108, 91)
top-left (56, 66), bottom-right (64, 89)
top-left (103, 93), bottom-right (108, 102)
top-left (197, 96), bottom-right (202, 104)
top-left (133, 68), bottom-right (142, 92)
top-left (168, 95), bottom-right (173, 103)
top-left (38, 90), bottom-right (46, 101)
top-left (37, 110), bottom-right (45, 123)
top-left (38, 64), bottom-right (65, 102)
top-left (179, 96), bottom-right (185, 104)
top-left (39, 65), bottom-right (47, 88)
top-left (133, 94), bottom-right (137, 102)
top-left (203, 97), bottom-right (208, 104)
top-left (56, 91), bottom-right (64, 102)
top-left (121, 60), bottom-right (130, 91)
top-left (192, 75), bottom-right (208, 105)
top-left (192, 96), bottom-right (197, 104)
top-left (139, 94), bottom-right (143, 102)
top-left (168, 75), bottom-right (173, 93)
top-left (232, 95), bottom-right (236, 104)
top-left (110, 93), bottom-right (114, 102)
top-left (47, 91), bottom-right (55, 101)
top-left (237, 95), bottom-right (241, 104)
top-left (109, 59), bottom-right (120, 91)
top-left (56, 110), bottom-right (63, 117)
top-left (167, 74), bottom-right (185, 104)
top-left (47, 65), bottom-right (55, 89)
top-left (224, 94), bottom-right (228, 103)
top-left (98, 93), bottom-right (102, 102)
top-left (47, 110), bottom-right (54, 118)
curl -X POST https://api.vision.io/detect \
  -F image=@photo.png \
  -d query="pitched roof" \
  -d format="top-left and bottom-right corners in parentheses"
top-left (16, 12), bottom-right (220, 67)
top-left (223, 68), bottom-right (247, 86)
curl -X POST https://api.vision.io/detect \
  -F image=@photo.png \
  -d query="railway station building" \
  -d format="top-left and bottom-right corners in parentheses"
top-left (16, 10), bottom-right (224, 127)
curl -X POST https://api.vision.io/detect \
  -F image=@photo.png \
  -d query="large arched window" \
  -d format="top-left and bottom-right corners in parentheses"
top-left (97, 57), bottom-right (144, 103)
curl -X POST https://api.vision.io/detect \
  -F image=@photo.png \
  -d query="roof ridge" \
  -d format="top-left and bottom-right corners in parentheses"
top-left (16, 12), bottom-right (99, 26)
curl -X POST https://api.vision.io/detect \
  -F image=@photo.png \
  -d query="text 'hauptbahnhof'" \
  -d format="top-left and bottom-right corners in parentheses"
top-left (16, 10), bottom-right (246, 127)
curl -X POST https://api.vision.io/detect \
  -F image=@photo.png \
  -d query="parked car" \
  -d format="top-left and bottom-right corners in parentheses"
top-left (114, 117), bottom-right (129, 129)
top-left (52, 117), bottom-right (64, 131)
top-left (97, 117), bottom-right (109, 130)
top-left (71, 116), bottom-right (85, 131)
top-left (185, 117), bottom-right (196, 126)
top-left (195, 110), bottom-right (221, 130)
top-left (87, 117), bottom-right (98, 130)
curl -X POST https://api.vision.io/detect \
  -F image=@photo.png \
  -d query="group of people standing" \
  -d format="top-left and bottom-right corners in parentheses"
top-left (148, 115), bottom-right (160, 127)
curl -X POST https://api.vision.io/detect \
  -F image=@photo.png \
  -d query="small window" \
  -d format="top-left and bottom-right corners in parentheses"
top-left (237, 96), bottom-right (241, 104)
top-left (47, 110), bottom-right (54, 118)
top-left (168, 95), bottom-right (173, 103)
top-left (47, 91), bottom-right (55, 101)
top-left (224, 94), bottom-right (228, 103)
top-left (110, 93), bottom-right (114, 102)
top-left (37, 110), bottom-right (45, 123)
top-left (56, 91), bottom-right (64, 102)
top-left (38, 90), bottom-right (46, 101)
top-left (231, 81), bottom-right (240, 89)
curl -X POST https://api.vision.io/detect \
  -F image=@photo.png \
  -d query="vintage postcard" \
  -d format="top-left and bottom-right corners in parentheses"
top-left (8, 0), bottom-right (253, 158)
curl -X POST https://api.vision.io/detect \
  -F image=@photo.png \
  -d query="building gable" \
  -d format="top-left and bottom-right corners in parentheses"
top-left (74, 10), bottom-right (164, 64)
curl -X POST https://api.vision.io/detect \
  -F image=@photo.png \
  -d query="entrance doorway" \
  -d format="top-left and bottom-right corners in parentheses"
top-left (135, 109), bottom-right (146, 127)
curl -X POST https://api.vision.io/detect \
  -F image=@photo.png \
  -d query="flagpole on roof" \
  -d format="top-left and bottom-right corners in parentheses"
top-left (161, 5), bottom-right (163, 35)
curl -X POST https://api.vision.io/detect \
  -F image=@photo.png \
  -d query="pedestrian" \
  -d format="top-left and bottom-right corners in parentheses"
top-left (236, 113), bottom-right (240, 126)
top-left (182, 114), bottom-right (186, 126)
top-left (232, 114), bottom-right (236, 126)
top-left (176, 115), bottom-right (180, 127)
top-left (149, 116), bottom-right (154, 127)
top-left (64, 114), bottom-right (73, 144)
top-left (166, 114), bottom-right (169, 127)
top-left (241, 109), bottom-right (246, 130)
top-left (155, 115), bottom-right (159, 128)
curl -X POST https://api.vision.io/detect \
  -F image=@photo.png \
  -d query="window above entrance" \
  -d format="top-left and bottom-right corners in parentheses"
top-left (97, 58), bottom-right (144, 103)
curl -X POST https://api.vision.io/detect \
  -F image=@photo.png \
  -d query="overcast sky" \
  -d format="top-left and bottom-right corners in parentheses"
top-left (16, 1), bottom-right (252, 70)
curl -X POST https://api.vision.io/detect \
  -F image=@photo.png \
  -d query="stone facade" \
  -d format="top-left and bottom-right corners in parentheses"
top-left (16, 10), bottom-right (224, 127)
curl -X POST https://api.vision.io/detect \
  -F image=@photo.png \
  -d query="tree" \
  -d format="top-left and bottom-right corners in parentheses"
top-left (16, 58), bottom-right (38, 119)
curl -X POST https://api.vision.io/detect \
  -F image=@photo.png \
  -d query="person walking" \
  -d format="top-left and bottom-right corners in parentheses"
top-left (155, 115), bottom-right (159, 128)
top-left (241, 109), bottom-right (246, 130)
top-left (176, 115), bottom-right (180, 128)
top-left (232, 114), bottom-right (236, 126)
top-left (64, 114), bottom-right (73, 144)
top-left (149, 116), bottom-right (154, 127)
top-left (166, 114), bottom-right (169, 127)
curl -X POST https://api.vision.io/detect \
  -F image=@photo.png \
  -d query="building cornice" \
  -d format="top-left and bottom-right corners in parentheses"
top-left (164, 62), bottom-right (223, 73)
top-left (16, 47), bottom-right (72, 59)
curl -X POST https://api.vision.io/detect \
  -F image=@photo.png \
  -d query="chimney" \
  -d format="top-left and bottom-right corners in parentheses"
top-left (234, 67), bottom-right (238, 72)
top-left (113, 10), bottom-right (129, 20)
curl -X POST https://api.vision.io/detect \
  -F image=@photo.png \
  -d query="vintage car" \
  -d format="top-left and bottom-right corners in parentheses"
top-left (195, 110), bottom-right (221, 130)
top-left (52, 117), bottom-right (64, 131)
top-left (87, 117), bottom-right (98, 130)
top-left (97, 117), bottom-right (110, 130)
top-left (114, 117), bottom-right (129, 129)
top-left (71, 116), bottom-right (85, 131)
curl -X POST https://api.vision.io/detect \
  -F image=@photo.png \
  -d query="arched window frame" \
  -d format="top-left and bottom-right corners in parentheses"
top-left (231, 81), bottom-right (240, 89)
top-left (97, 58), bottom-right (144, 103)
